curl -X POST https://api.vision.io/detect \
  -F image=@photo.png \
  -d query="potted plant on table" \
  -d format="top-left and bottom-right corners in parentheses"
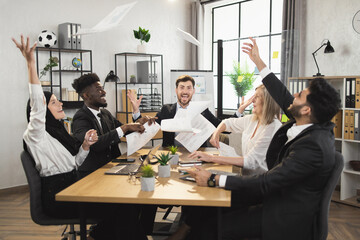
top-left (168, 146), bottom-right (179, 165)
top-left (133, 26), bottom-right (151, 53)
top-left (227, 61), bottom-right (256, 109)
top-left (140, 164), bottom-right (155, 191)
top-left (155, 153), bottom-right (172, 178)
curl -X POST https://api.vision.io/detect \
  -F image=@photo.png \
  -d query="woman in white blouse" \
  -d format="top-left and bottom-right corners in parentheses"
top-left (13, 35), bottom-right (98, 217)
top-left (14, 36), bottom-right (150, 240)
top-left (189, 84), bottom-right (281, 176)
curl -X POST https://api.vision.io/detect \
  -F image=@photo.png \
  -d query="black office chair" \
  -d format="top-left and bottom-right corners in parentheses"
top-left (313, 151), bottom-right (344, 240)
top-left (20, 150), bottom-right (94, 240)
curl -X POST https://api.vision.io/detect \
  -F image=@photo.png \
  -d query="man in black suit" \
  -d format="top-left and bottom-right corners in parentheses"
top-left (72, 73), bottom-right (147, 177)
top-left (128, 75), bottom-right (245, 147)
top-left (187, 37), bottom-right (341, 240)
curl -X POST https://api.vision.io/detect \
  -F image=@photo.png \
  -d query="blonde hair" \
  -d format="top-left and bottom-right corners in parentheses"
top-left (252, 84), bottom-right (280, 125)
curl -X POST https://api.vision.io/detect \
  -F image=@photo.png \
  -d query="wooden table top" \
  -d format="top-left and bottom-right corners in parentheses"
top-left (56, 147), bottom-right (232, 207)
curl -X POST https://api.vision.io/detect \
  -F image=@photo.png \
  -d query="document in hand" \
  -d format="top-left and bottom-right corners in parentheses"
top-left (126, 122), bottom-right (161, 156)
top-left (218, 142), bottom-right (240, 157)
top-left (175, 114), bottom-right (216, 153)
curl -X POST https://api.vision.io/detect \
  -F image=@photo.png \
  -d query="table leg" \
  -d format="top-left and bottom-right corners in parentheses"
top-left (217, 207), bottom-right (222, 240)
top-left (79, 204), bottom-right (87, 240)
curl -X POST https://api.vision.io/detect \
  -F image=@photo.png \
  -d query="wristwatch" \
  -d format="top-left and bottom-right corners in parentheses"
top-left (207, 174), bottom-right (216, 187)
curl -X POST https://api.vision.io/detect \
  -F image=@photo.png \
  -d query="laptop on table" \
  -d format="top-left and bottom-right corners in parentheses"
top-left (105, 144), bottom-right (160, 175)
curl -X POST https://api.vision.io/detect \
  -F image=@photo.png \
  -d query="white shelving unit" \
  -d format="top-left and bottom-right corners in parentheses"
top-left (289, 76), bottom-right (360, 207)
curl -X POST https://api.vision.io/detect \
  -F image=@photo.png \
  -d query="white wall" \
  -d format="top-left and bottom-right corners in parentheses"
top-left (0, 0), bottom-right (193, 189)
top-left (300, 0), bottom-right (360, 77)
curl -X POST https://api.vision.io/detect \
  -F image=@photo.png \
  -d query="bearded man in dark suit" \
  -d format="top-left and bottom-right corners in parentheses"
top-left (187, 37), bottom-right (341, 240)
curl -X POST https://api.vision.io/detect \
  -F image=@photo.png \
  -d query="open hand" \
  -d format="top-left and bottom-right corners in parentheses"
top-left (12, 35), bottom-right (37, 64)
top-left (127, 90), bottom-right (143, 113)
top-left (241, 37), bottom-right (260, 63)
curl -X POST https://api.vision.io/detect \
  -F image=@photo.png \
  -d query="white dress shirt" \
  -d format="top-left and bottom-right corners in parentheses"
top-left (23, 84), bottom-right (89, 177)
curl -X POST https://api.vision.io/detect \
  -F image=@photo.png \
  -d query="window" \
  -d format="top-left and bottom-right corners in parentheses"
top-left (205, 0), bottom-right (283, 113)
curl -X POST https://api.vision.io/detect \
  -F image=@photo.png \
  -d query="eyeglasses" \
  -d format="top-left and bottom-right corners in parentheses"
top-left (128, 172), bottom-right (139, 184)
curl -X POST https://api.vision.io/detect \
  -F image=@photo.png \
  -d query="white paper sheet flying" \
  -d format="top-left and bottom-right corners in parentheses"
top-left (176, 28), bottom-right (200, 46)
top-left (219, 142), bottom-right (240, 157)
top-left (126, 122), bottom-right (160, 156)
top-left (175, 114), bottom-right (216, 153)
top-left (160, 101), bottom-right (210, 133)
top-left (161, 118), bottom-right (193, 132)
top-left (75, 2), bottom-right (137, 35)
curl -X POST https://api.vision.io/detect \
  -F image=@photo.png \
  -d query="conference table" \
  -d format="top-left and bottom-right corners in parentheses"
top-left (56, 147), bottom-right (233, 240)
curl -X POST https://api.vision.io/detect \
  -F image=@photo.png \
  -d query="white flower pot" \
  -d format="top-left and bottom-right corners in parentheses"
top-left (158, 164), bottom-right (171, 178)
top-left (169, 154), bottom-right (179, 165)
top-left (141, 176), bottom-right (155, 191)
top-left (137, 44), bottom-right (147, 53)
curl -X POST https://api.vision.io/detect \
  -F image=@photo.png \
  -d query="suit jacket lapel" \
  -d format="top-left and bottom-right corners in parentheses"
top-left (170, 103), bottom-right (177, 118)
top-left (82, 105), bottom-right (104, 135)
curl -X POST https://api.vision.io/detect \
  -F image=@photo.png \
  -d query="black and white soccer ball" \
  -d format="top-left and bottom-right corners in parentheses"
top-left (38, 30), bottom-right (57, 48)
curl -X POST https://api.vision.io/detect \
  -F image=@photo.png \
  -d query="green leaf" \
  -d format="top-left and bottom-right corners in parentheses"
top-left (144, 33), bottom-right (150, 42)
top-left (134, 30), bottom-right (140, 39)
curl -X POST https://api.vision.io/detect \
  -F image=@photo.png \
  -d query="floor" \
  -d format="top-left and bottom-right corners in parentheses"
top-left (0, 187), bottom-right (360, 239)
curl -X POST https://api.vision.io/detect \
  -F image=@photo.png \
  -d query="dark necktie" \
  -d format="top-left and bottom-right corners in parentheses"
top-left (97, 113), bottom-right (109, 133)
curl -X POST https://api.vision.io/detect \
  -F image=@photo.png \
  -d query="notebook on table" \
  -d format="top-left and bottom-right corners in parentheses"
top-left (105, 144), bottom-right (160, 175)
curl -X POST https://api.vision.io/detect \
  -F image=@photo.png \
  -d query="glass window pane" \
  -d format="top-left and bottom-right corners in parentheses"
top-left (223, 40), bottom-right (239, 75)
top-left (272, 0), bottom-right (283, 34)
top-left (270, 35), bottom-right (282, 73)
top-left (240, 0), bottom-right (270, 38)
top-left (223, 76), bottom-right (238, 109)
top-left (213, 4), bottom-right (239, 40)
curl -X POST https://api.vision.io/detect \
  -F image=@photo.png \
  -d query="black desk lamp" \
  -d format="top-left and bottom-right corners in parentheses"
top-left (312, 40), bottom-right (335, 77)
top-left (103, 70), bottom-right (119, 87)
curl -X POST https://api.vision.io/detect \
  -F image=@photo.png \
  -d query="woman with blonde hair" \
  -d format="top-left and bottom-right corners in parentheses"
top-left (190, 84), bottom-right (281, 175)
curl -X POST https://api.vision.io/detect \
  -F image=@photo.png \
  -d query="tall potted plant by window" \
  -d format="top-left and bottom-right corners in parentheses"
top-left (168, 146), bottom-right (179, 165)
top-left (140, 164), bottom-right (155, 191)
top-left (227, 61), bottom-right (256, 108)
top-left (133, 27), bottom-right (151, 53)
top-left (155, 153), bottom-right (172, 178)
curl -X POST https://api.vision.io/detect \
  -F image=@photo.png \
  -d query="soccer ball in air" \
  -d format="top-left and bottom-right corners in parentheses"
top-left (38, 30), bottom-right (57, 48)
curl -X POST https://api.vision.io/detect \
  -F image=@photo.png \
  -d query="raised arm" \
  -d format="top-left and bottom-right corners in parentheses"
top-left (12, 35), bottom-right (39, 85)
top-left (242, 37), bottom-right (294, 117)
top-left (127, 89), bottom-right (143, 114)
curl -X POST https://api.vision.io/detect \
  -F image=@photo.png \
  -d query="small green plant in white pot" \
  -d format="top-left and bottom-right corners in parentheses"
top-left (133, 26), bottom-right (151, 53)
top-left (168, 146), bottom-right (179, 165)
top-left (155, 153), bottom-right (172, 178)
top-left (140, 164), bottom-right (155, 191)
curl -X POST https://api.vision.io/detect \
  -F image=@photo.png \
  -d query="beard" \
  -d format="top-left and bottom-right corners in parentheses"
top-left (177, 94), bottom-right (192, 107)
top-left (287, 103), bottom-right (307, 118)
top-left (94, 101), bottom-right (107, 108)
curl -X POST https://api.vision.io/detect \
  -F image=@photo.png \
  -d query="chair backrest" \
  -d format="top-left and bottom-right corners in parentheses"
top-left (315, 151), bottom-right (344, 240)
top-left (20, 151), bottom-right (80, 225)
